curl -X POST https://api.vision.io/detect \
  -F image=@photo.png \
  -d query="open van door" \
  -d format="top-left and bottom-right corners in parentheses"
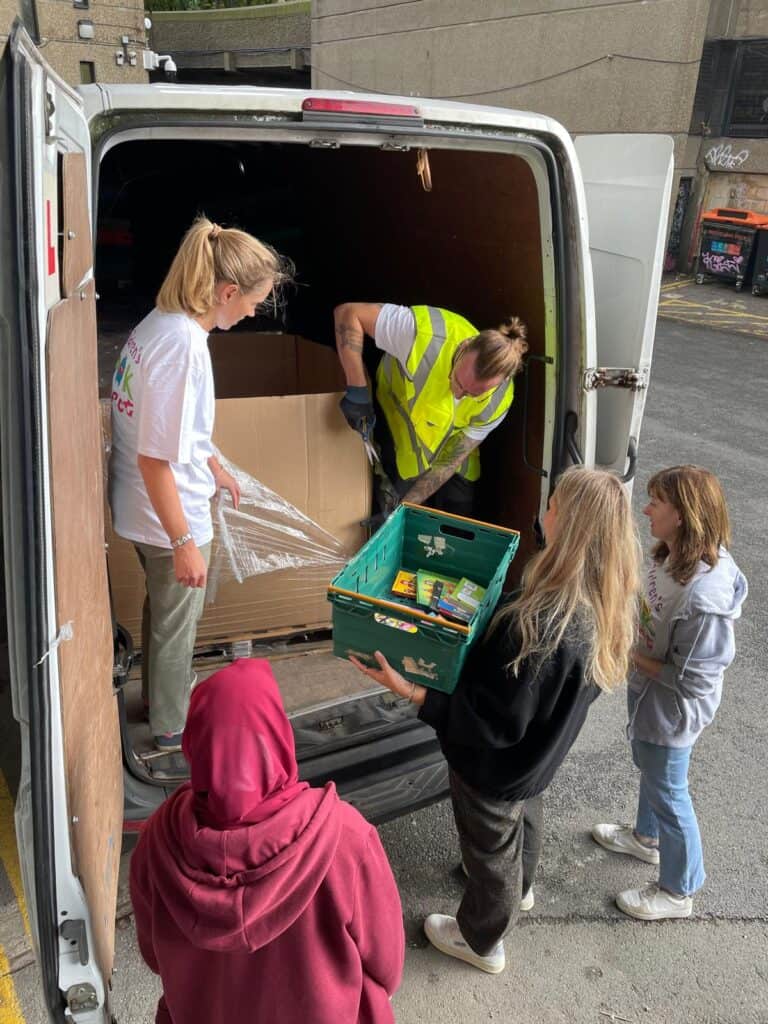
top-left (1, 24), bottom-right (121, 1022)
top-left (574, 134), bottom-right (674, 481)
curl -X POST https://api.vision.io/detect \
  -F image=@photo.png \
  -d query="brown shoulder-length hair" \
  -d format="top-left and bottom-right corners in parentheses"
top-left (647, 465), bottom-right (731, 585)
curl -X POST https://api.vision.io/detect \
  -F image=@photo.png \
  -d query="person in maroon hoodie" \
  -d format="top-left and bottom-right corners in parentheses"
top-left (129, 659), bottom-right (404, 1024)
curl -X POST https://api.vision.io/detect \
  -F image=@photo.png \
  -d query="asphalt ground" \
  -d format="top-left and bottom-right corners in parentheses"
top-left (2, 313), bottom-right (767, 1023)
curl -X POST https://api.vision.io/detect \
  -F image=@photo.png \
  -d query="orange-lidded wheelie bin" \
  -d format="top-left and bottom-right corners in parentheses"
top-left (694, 207), bottom-right (768, 291)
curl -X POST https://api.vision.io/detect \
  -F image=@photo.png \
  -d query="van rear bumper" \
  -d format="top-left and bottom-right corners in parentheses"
top-left (300, 721), bottom-right (449, 824)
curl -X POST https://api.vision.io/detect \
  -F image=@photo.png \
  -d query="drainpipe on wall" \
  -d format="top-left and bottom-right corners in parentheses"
top-left (680, 137), bottom-right (712, 273)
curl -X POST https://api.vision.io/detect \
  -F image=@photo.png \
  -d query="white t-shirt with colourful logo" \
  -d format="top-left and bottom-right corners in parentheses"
top-left (109, 309), bottom-right (216, 548)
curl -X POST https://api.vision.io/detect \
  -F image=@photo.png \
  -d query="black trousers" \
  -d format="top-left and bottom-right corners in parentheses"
top-left (449, 769), bottom-right (544, 955)
top-left (373, 409), bottom-right (476, 518)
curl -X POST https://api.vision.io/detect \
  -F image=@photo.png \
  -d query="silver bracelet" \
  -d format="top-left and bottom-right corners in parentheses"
top-left (170, 532), bottom-right (193, 549)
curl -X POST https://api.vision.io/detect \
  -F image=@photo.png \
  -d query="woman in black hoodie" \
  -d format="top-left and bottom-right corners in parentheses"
top-left (350, 466), bottom-right (640, 974)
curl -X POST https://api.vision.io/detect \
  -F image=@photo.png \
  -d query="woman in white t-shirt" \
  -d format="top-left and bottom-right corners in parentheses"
top-left (110, 216), bottom-right (291, 751)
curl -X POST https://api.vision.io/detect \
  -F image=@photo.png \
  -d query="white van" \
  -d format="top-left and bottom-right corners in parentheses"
top-left (1, 23), bottom-right (673, 1022)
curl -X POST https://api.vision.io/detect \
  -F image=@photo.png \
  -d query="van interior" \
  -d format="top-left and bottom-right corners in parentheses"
top-left (94, 137), bottom-right (549, 781)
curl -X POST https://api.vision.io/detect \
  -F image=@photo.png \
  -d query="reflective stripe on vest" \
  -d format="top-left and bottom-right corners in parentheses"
top-left (376, 305), bottom-right (514, 482)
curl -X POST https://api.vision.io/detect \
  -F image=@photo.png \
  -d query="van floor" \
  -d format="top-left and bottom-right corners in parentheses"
top-left (124, 646), bottom-right (379, 757)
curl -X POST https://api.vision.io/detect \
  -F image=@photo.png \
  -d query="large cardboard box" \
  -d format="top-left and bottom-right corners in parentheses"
top-left (106, 334), bottom-right (371, 646)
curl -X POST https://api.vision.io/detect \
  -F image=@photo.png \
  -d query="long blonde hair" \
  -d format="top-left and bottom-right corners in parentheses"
top-left (492, 467), bottom-right (640, 692)
top-left (156, 216), bottom-right (293, 318)
top-left (648, 465), bottom-right (731, 584)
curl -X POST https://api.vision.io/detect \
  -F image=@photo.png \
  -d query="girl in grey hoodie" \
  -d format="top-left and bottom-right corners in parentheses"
top-left (592, 465), bottom-right (747, 921)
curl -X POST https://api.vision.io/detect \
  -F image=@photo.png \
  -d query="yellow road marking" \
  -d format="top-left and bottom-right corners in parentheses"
top-left (0, 770), bottom-right (28, 1023)
top-left (0, 775), bottom-right (29, 940)
top-left (657, 312), bottom-right (768, 337)
top-left (0, 945), bottom-right (26, 1024)
top-left (660, 300), bottom-right (768, 322)
top-left (661, 278), bottom-right (695, 292)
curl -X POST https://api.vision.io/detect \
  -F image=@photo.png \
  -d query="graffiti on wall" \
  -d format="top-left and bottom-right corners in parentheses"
top-left (705, 143), bottom-right (751, 170)
top-left (701, 251), bottom-right (744, 275)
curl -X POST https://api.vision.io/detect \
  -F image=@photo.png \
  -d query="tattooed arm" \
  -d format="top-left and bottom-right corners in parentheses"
top-left (402, 433), bottom-right (480, 505)
top-left (333, 303), bottom-right (383, 386)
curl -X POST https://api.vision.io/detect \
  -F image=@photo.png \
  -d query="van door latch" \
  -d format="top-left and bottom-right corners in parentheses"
top-left (65, 983), bottom-right (98, 1015)
top-left (318, 715), bottom-right (345, 732)
top-left (582, 367), bottom-right (649, 392)
top-left (60, 918), bottom-right (89, 965)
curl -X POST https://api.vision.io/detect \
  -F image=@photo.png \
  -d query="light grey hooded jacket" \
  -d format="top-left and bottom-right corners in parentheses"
top-left (627, 548), bottom-right (747, 748)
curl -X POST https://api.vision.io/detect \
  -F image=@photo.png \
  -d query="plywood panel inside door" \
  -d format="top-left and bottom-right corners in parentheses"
top-left (61, 152), bottom-right (92, 296)
top-left (47, 279), bottom-right (121, 983)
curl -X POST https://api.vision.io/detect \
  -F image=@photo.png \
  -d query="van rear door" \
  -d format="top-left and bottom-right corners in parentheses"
top-left (1, 24), bottom-right (120, 1023)
top-left (574, 134), bottom-right (674, 480)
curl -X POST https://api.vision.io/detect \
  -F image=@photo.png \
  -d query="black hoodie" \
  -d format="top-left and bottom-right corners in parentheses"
top-left (419, 611), bottom-right (600, 801)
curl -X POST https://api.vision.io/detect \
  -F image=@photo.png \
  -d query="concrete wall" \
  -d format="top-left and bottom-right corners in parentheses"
top-left (706, 0), bottom-right (768, 39)
top-left (149, 0), bottom-right (309, 73)
top-left (699, 137), bottom-right (768, 215)
top-left (2, 0), bottom-right (149, 85)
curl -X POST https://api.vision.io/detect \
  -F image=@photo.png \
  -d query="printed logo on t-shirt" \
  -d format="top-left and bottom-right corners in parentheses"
top-left (639, 596), bottom-right (654, 650)
top-left (647, 564), bottom-right (662, 614)
top-left (112, 333), bottom-right (141, 418)
top-left (639, 564), bottom-right (663, 650)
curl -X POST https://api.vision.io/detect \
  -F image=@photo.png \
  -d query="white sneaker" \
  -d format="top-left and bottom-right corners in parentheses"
top-left (423, 914), bottom-right (505, 974)
top-left (520, 887), bottom-right (535, 912)
top-left (460, 861), bottom-right (535, 911)
top-left (616, 883), bottom-right (692, 921)
top-left (591, 823), bottom-right (660, 865)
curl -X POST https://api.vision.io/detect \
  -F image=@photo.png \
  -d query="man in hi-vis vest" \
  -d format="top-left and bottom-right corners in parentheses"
top-left (334, 302), bottom-right (528, 518)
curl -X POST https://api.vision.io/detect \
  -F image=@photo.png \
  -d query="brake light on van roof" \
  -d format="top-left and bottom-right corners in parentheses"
top-left (302, 98), bottom-right (420, 117)
top-left (301, 97), bottom-right (423, 126)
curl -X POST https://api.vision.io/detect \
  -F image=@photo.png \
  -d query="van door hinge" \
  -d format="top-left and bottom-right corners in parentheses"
top-left (582, 367), bottom-right (649, 392)
top-left (65, 983), bottom-right (98, 1015)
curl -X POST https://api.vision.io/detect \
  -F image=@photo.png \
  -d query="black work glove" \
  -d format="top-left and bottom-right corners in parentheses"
top-left (339, 386), bottom-right (376, 439)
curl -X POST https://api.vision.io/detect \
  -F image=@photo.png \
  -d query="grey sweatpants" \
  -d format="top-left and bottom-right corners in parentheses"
top-left (449, 769), bottom-right (544, 955)
top-left (134, 541), bottom-right (211, 737)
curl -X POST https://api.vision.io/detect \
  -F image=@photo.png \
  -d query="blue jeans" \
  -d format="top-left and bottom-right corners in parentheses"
top-left (632, 739), bottom-right (706, 897)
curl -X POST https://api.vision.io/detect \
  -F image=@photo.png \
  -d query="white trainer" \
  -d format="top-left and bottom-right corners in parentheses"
top-left (520, 887), bottom-right (535, 912)
top-left (616, 883), bottom-right (692, 921)
top-left (460, 861), bottom-right (535, 911)
top-left (423, 914), bottom-right (505, 974)
top-left (591, 823), bottom-right (660, 865)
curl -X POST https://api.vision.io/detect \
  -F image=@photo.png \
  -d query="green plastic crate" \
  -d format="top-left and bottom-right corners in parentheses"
top-left (328, 503), bottom-right (520, 694)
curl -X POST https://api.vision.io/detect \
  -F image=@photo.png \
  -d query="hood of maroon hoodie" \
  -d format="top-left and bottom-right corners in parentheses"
top-left (137, 779), bottom-right (342, 953)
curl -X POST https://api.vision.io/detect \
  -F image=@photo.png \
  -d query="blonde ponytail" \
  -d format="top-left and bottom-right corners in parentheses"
top-left (465, 314), bottom-right (528, 381)
top-left (156, 216), bottom-right (292, 318)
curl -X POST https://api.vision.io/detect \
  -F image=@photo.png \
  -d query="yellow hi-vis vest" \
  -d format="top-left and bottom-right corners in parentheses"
top-left (375, 305), bottom-right (515, 482)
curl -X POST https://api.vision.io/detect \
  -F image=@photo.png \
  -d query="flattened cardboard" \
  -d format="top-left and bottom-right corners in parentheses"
top-left (209, 332), bottom-right (344, 399)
